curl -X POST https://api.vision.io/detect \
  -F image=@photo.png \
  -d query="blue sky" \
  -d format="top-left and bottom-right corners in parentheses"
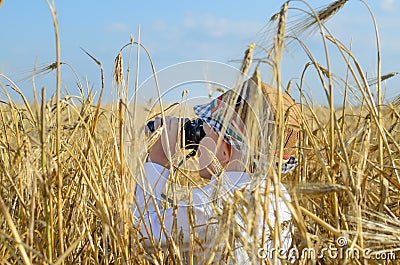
top-left (0, 0), bottom-right (399, 105)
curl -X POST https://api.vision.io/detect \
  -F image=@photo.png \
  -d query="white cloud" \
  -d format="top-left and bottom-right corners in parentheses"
top-left (147, 14), bottom-right (262, 61)
top-left (183, 14), bottom-right (263, 38)
top-left (104, 22), bottom-right (130, 33)
top-left (152, 20), bottom-right (168, 32)
top-left (380, 0), bottom-right (399, 13)
top-left (151, 14), bottom-right (263, 42)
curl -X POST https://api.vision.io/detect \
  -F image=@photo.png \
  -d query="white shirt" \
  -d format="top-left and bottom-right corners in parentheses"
top-left (134, 162), bottom-right (292, 264)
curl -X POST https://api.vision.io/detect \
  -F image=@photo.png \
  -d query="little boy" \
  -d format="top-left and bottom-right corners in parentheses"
top-left (134, 78), bottom-right (300, 264)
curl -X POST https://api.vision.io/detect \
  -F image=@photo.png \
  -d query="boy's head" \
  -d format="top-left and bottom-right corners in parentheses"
top-left (196, 122), bottom-right (236, 179)
top-left (193, 79), bottom-right (300, 179)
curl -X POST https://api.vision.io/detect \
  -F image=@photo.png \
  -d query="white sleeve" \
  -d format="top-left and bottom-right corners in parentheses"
top-left (134, 162), bottom-right (210, 249)
top-left (134, 162), bottom-right (170, 218)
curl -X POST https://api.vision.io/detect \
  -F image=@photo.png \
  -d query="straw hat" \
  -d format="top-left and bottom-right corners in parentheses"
top-left (260, 83), bottom-right (301, 160)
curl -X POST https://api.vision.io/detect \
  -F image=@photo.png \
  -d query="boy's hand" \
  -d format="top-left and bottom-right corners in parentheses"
top-left (147, 116), bottom-right (179, 167)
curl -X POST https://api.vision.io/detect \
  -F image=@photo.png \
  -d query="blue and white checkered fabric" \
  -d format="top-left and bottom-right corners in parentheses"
top-left (193, 102), bottom-right (245, 151)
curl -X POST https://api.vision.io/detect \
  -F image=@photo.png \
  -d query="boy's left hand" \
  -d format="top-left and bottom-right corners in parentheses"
top-left (147, 116), bottom-right (179, 167)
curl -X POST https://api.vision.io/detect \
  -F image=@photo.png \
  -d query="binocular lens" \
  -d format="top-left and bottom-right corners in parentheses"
top-left (146, 118), bottom-right (205, 149)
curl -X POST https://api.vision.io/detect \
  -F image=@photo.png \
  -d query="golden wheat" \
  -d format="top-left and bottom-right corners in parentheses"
top-left (0, 1), bottom-right (399, 264)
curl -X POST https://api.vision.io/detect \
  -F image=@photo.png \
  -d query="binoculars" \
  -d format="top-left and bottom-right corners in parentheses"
top-left (147, 118), bottom-right (206, 150)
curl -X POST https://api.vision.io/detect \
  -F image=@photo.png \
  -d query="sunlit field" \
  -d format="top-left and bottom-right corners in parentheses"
top-left (0, 0), bottom-right (399, 264)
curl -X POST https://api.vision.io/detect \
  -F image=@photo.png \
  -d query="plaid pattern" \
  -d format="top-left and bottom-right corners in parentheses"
top-left (278, 155), bottom-right (298, 174)
top-left (193, 100), bottom-right (245, 151)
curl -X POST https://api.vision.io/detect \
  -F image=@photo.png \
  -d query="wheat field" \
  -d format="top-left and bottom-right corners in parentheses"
top-left (0, 0), bottom-right (399, 264)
